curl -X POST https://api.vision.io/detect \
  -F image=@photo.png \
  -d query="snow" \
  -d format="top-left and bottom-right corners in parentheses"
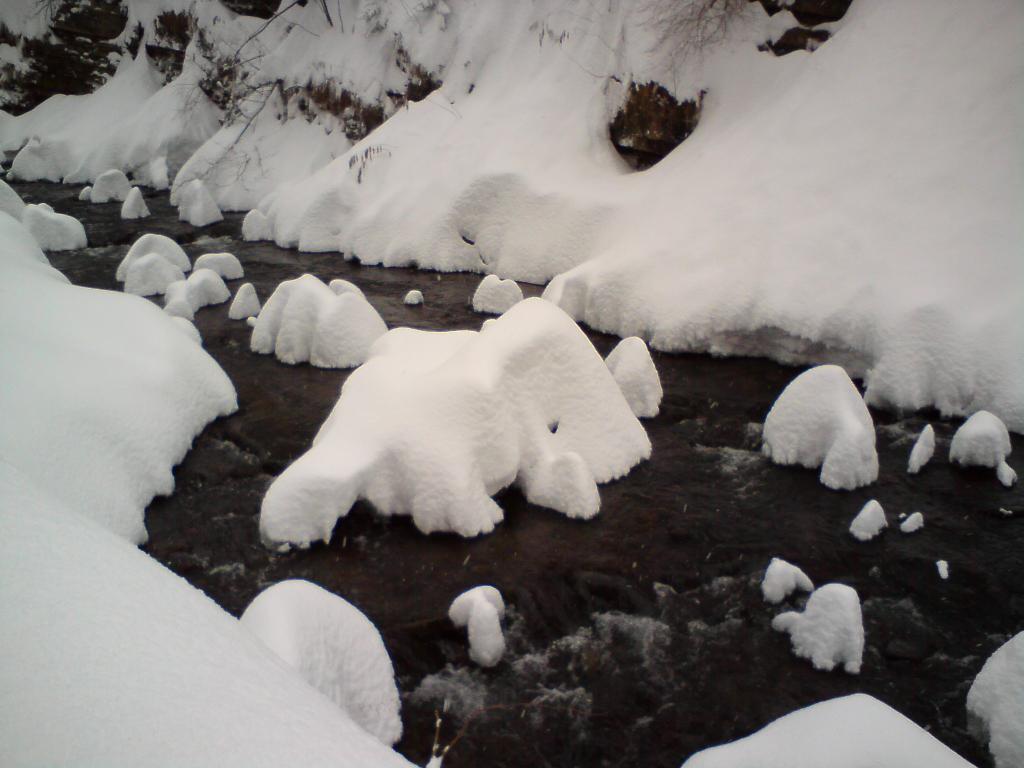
top-left (123, 252), bottom-right (186, 297)
top-left (172, 316), bottom-right (202, 345)
top-left (900, 512), bottom-right (924, 534)
top-left (9, 137), bottom-right (69, 181)
top-left (605, 336), bottom-right (662, 418)
top-left (239, 580), bottom-right (403, 746)
top-left (772, 583), bottom-right (864, 674)
top-left (77, 185), bottom-right (92, 201)
top-left (0, 178), bottom-right (25, 220)
top-left (243, 208), bottom-right (271, 241)
top-left (472, 274), bottom-right (523, 315)
top-left (229, 282), bottom-right (261, 320)
top-left (117, 233), bottom-right (191, 281)
top-left (177, 178), bottom-right (224, 227)
top-left (404, 289), bottom-right (424, 306)
top-left (259, 298), bottom-right (650, 547)
top-left (330, 279), bottom-right (365, 299)
top-left (449, 586), bottom-right (507, 668)
top-left (967, 632), bottom-right (1024, 768)
top-left (681, 694), bottom-right (975, 768)
top-left (120, 186), bottom-right (150, 219)
top-left (761, 558), bottom-right (813, 604)
top-left (185, 268), bottom-right (231, 311)
top-left (194, 251), bottom-right (244, 280)
top-left (907, 424), bottom-right (935, 474)
top-left (762, 365), bottom-right (878, 490)
top-left (22, 203), bottom-right (87, 251)
top-left (849, 500), bottom-right (887, 542)
top-left (251, 274), bottom-right (387, 369)
top-left (936, 560), bottom-right (949, 580)
top-left (164, 280), bottom-right (194, 321)
top-left (950, 410), bottom-right (1017, 487)
top-left (89, 168), bottom-right (131, 203)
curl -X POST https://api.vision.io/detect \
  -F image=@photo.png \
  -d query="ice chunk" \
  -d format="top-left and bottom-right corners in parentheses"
top-left (899, 511), bottom-right (924, 533)
top-left (185, 268), bottom-right (231, 311)
top-left (120, 187), bottom-right (150, 220)
top-left (967, 632), bottom-right (1024, 768)
top-left (177, 179), bottom-right (223, 227)
top-left (936, 560), bottom-right (949, 580)
top-left (194, 252), bottom-right (244, 280)
top-left (242, 208), bottom-right (271, 241)
top-left (123, 252), bottom-right (185, 297)
top-left (329, 279), bottom-right (365, 299)
top-left (240, 580), bottom-right (402, 746)
top-left (89, 169), bottom-right (131, 203)
top-left (403, 289), bottom-right (423, 306)
top-left (849, 500), bottom-right (887, 542)
top-left (472, 274), bottom-right (523, 315)
top-left (605, 336), bottom-right (662, 418)
top-left (22, 203), bottom-right (87, 251)
top-left (950, 411), bottom-right (1016, 487)
top-left (762, 365), bottom-right (878, 490)
top-left (164, 280), bottom-right (194, 321)
top-left (229, 282), bottom-right (260, 320)
top-left (772, 583), bottom-right (864, 674)
top-left (448, 586), bottom-right (506, 668)
top-left (117, 233), bottom-right (191, 280)
top-left (761, 558), bottom-right (814, 604)
top-left (0, 178), bottom-right (25, 220)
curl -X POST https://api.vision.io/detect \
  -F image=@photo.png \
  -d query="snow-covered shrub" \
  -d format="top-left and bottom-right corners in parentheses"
top-left (849, 500), bottom-right (887, 542)
top-left (89, 169), bottom-right (131, 203)
top-left (0, 178), bottom-right (25, 220)
top-left (950, 411), bottom-right (1016, 487)
top-left (472, 274), bottom-right (523, 315)
top-left (117, 233), bottom-right (191, 281)
top-left (403, 289), bottom-right (423, 306)
top-left (229, 283), bottom-right (260, 320)
top-left (177, 179), bottom-right (223, 227)
top-left (772, 583), bottom-right (864, 674)
top-left (22, 203), bottom-right (87, 251)
top-left (761, 558), bottom-right (813, 604)
top-left (448, 586), bottom-right (506, 668)
top-left (123, 253), bottom-right (186, 297)
top-left (194, 252), bottom-right (244, 280)
top-left (605, 336), bottom-right (662, 418)
top-left (120, 187), bottom-right (150, 219)
top-left (967, 632), bottom-right (1024, 768)
top-left (899, 512), bottom-right (924, 534)
top-left (907, 424), bottom-right (935, 474)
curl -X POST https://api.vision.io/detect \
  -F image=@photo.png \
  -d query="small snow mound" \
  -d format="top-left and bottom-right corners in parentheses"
top-left (761, 558), bottom-right (814, 604)
top-left (229, 282), bottom-right (260, 320)
top-left (117, 234), bottom-right (190, 281)
top-left (605, 336), bottom-right (662, 418)
top-left (0, 178), bottom-right (26, 220)
top-left (762, 365), bottom-right (878, 491)
top-left (967, 632), bottom-right (1024, 768)
top-left (171, 316), bottom-right (202, 345)
top-left (186, 268), bottom-right (230, 311)
top-left (120, 187), bottom-right (150, 220)
top-left (772, 583), bottom-right (864, 674)
top-left (90, 169), bottom-right (131, 203)
top-left (403, 289), bottom-right (423, 306)
top-left (907, 424), bottom-right (936, 474)
top-left (164, 281), bottom-right (193, 321)
top-left (22, 204), bottom-right (87, 251)
top-left (77, 186), bottom-right (92, 202)
top-left (936, 560), bottom-right (949, 580)
top-left (123, 253), bottom-right (185, 297)
top-left (242, 208), bottom-right (271, 241)
top-left (899, 512), bottom-right (924, 533)
top-left (449, 586), bottom-right (507, 667)
top-left (194, 252), bottom-right (243, 280)
top-left (177, 179), bottom-right (223, 227)
top-left (850, 500), bottom-right (887, 542)
top-left (472, 274), bottom-right (523, 315)
top-left (329, 279), bottom-right (365, 299)
top-left (240, 580), bottom-right (403, 746)
top-left (950, 411), bottom-right (1016, 487)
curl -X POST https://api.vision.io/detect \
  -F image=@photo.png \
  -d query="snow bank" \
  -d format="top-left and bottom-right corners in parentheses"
top-left (404, 290), bottom-right (424, 306)
top-left (89, 169), bottom-right (131, 203)
top-left (229, 282), bottom-right (261, 320)
top-left (849, 500), bottom-right (887, 542)
top-left (449, 586), bottom-right (506, 668)
top-left (177, 178), bottom-right (223, 227)
top-left (260, 298), bottom-right (651, 546)
top-left (120, 187), bottom-right (150, 220)
top-left (123, 252), bottom-right (186, 297)
top-left (762, 366), bottom-right (878, 490)
top-left (0, 178), bottom-right (25, 220)
top-left (185, 268), bottom-right (231, 311)
top-left (681, 694), bottom-right (974, 768)
top-left (900, 512), bottom-right (924, 534)
top-left (472, 275), bottom-right (523, 315)
top-left (22, 203), bottom-right (87, 251)
top-left (251, 274), bottom-right (387, 369)
top-left (761, 558), bottom-right (813, 604)
top-left (605, 336), bottom-right (662, 418)
top-left (194, 251), bottom-right (243, 280)
top-left (950, 411), bottom-right (1017, 487)
top-left (772, 584), bottom-right (864, 674)
top-left (967, 632), bottom-right (1024, 768)
top-left (240, 580), bottom-right (402, 746)
top-left (117, 233), bottom-right (191, 281)
top-left (908, 425), bottom-right (935, 474)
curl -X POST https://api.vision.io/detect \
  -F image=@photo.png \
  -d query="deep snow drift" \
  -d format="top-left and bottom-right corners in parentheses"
top-left (967, 632), bottom-right (1024, 768)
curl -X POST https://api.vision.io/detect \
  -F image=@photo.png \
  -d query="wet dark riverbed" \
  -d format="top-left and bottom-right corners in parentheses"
top-left (20, 179), bottom-right (1022, 767)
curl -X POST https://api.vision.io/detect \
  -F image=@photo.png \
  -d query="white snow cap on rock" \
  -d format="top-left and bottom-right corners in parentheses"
top-left (681, 694), bottom-right (975, 768)
top-left (850, 500), bottom-right (887, 542)
top-left (329, 278), bottom-right (365, 299)
top-left (177, 178), bottom-right (223, 226)
top-left (472, 274), bottom-right (523, 315)
top-left (907, 424), bottom-right (935, 474)
top-left (251, 274), bottom-right (387, 369)
top-left (762, 365), bottom-right (878, 490)
top-left (403, 289), bottom-right (423, 306)
top-left (772, 583), bottom-right (864, 674)
top-left (0, 178), bottom-right (25, 220)
top-left (448, 586), bottom-right (506, 668)
top-left (259, 298), bottom-right (651, 547)
top-left (185, 268), bottom-right (231, 311)
top-left (229, 282), bottom-right (261, 320)
top-left (120, 186), bottom-right (150, 219)
top-left (22, 204), bottom-right (87, 251)
top-left (194, 251), bottom-right (244, 280)
top-left (605, 336), bottom-right (662, 418)
top-left (240, 580), bottom-right (403, 746)
top-left (77, 185), bottom-right (92, 202)
top-left (117, 233), bottom-right (191, 280)
top-left (967, 632), bottom-right (1024, 768)
top-left (900, 512), bottom-right (924, 534)
top-left (123, 252), bottom-right (186, 297)
top-left (89, 168), bottom-right (131, 203)
top-left (761, 558), bottom-right (814, 604)
top-left (950, 411), bottom-right (1016, 487)
top-left (242, 208), bottom-right (271, 241)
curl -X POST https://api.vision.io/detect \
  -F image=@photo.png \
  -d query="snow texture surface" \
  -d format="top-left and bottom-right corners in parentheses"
top-left (449, 586), bottom-right (507, 667)
top-left (772, 584), bottom-right (864, 674)
top-left (0, 178), bottom-right (25, 220)
top-left (761, 558), bottom-right (814, 604)
top-left (605, 336), bottom-right (662, 418)
top-left (967, 632), bottom-right (1024, 768)
top-left (849, 500), bottom-right (887, 542)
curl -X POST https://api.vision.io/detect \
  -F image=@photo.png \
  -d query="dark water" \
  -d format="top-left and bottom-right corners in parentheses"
top-left (20, 179), bottom-right (1022, 767)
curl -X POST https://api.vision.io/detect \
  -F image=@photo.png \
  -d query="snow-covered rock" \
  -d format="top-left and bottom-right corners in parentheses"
top-left (907, 424), bottom-right (935, 474)
top-left (117, 233), bottom-right (191, 281)
top-left (123, 252), bottom-right (186, 297)
top-left (22, 203), bottom-right (87, 251)
top-left (135, 155), bottom-right (170, 191)
top-left (772, 583), bottom-right (864, 674)
top-left (967, 632), bottom-right (1024, 768)
top-left (177, 178), bottom-right (223, 227)
top-left (194, 252), bottom-right (244, 280)
top-left (120, 186), bottom-right (150, 219)
top-left (761, 558), bottom-right (814, 604)
top-left (240, 580), bottom-right (403, 746)
top-left (681, 694), bottom-right (974, 768)
top-left (448, 586), bottom-right (506, 668)
top-left (251, 274), bottom-right (387, 369)
top-left (605, 336), bottom-right (662, 418)
top-left (164, 280), bottom-right (194, 321)
top-left (9, 137), bottom-right (68, 181)
top-left (762, 365), bottom-right (878, 490)
top-left (89, 168), bottom-right (131, 203)
top-left (185, 268), bottom-right (231, 311)
top-left (172, 316), bottom-right (202, 345)
top-left (472, 274), bottom-right (523, 315)
top-left (77, 185), bottom-right (92, 202)
top-left (0, 178), bottom-right (25, 220)
top-left (849, 500), bottom-right (887, 542)
top-left (242, 208), bottom-right (271, 241)
top-left (259, 298), bottom-right (651, 546)
top-left (403, 289), bottom-right (424, 306)
top-left (936, 560), bottom-right (949, 580)
top-left (900, 512), bottom-right (924, 533)
top-left (229, 282), bottom-right (261, 320)
top-left (950, 411), bottom-right (1016, 487)
top-left (329, 279), bottom-right (365, 299)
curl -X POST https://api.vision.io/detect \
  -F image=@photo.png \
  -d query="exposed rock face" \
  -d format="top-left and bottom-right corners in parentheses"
top-left (610, 82), bottom-right (703, 171)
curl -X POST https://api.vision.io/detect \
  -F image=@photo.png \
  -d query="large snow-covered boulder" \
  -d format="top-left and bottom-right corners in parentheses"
top-left (950, 410), bottom-right (1017, 487)
top-left (117, 233), bottom-right (191, 281)
top-left (240, 580), bottom-right (403, 746)
top-left (0, 178), bottom-right (25, 220)
top-left (472, 274), bottom-right (523, 315)
top-left (448, 586), bottom-right (507, 668)
top-left (89, 168), bottom-right (131, 203)
top-left (762, 365), bottom-right (878, 490)
top-left (22, 203), bottom-right (87, 251)
top-left (907, 424), bottom-right (935, 474)
top-left (177, 178), bottom-right (224, 227)
top-left (251, 274), bottom-right (387, 369)
top-left (229, 282), bottom-right (261, 320)
top-left (120, 187), bottom-right (150, 220)
top-left (772, 583), bottom-right (864, 674)
top-left (123, 253), bottom-right (186, 297)
top-left (681, 694), bottom-right (974, 768)
top-left (605, 336), bottom-right (662, 418)
top-left (761, 558), bottom-right (813, 604)
top-left (194, 252), bottom-right (244, 280)
top-left (259, 298), bottom-right (651, 546)
top-left (967, 632), bottom-right (1024, 768)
